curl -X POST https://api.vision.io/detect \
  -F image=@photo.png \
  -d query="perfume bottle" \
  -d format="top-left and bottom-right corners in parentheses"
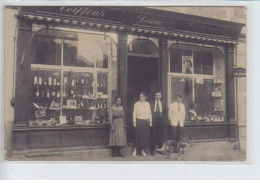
top-left (35, 86), bottom-right (40, 97)
top-left (46, 89), bottom-right (50, 98)
top-left (51, 86), bottom-right (56, 97)
top-left (71, 75), bottom-right (75, 86)
top-left (57, 90), bottom-right (60, 98)
top-left (81, 73), bottom-right (85, 85)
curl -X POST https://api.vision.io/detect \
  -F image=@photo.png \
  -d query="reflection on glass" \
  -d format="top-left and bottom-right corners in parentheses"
top-left (63, 33), bottom-right (114, 68)
top-left (34, 36), bottom-right (61, 65)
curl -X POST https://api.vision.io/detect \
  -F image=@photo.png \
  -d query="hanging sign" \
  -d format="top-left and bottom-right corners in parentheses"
top-left (35, 109), bottom-right (46, 118)
top-left (234, 67), bottom-right (246, 78)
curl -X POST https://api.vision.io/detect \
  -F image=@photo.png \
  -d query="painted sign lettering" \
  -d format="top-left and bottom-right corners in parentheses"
top-left (136, 14), bottom-right (163, 26)
top-left (59, 7), bottom-right (105, 18)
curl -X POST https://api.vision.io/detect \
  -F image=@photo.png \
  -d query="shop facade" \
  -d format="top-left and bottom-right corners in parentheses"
top-left (10, 6), bottom-right (245, 151)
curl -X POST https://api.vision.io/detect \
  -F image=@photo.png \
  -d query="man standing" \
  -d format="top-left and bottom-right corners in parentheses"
top-left (150, 91), bottom-right (167, 155)
top-left (168, 95), bottom-right (186, 143)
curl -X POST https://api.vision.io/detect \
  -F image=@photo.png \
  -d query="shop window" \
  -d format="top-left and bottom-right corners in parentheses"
top-left (30, 29), bottom-right (117, 127)
top-left (169, 44), bottom-right (225, 122)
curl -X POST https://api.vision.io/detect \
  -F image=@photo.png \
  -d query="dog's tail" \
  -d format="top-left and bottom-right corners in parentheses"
top-left (156, 142), bottom-right (167, 152)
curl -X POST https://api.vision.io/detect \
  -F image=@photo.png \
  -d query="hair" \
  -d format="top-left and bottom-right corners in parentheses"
top-left (139, 91), bottom-right (146, 97)
top-left (184, 59), bottom-right (192, 67)
top-left (189, 102), bottom-right (197, 108)
top-left (175, 94), bottom-right (183, 99)
top-left (114, 96), bottom-right (121, 102)
top-left (155, 91), bottom-right (162, 95)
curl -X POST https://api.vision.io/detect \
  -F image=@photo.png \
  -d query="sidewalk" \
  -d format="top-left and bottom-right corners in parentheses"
top-left (9, 140), bottom-right (246, 162)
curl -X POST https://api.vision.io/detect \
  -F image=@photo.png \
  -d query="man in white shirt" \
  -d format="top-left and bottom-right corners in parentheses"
top-left (168, 94), bottom-right (186, 142)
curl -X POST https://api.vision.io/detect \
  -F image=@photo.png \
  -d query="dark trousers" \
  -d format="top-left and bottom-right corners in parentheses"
top-left (151, 114), bottom-right (165, 151)
top-left (170, 124), bottom-right (182, 142)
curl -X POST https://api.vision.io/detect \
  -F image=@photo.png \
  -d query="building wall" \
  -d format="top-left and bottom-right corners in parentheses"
top-left (236, 26), bottom-right (247, 150)
top-left (3, 7), bottom-right (247, 154)
top-left (4, 8), bottom-right (18, 157)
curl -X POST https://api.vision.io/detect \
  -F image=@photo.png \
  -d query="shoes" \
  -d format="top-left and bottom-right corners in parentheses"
top-left (132, 148), bottom-right (137, 156)
top-left (112, 147), bottom-right (116, 157)
top-left (150, 151), bottom-right (155, 156)
top-left (141, 150), bottom-right (147, 156)
top-left (118, 153), bottom-right (124, 157)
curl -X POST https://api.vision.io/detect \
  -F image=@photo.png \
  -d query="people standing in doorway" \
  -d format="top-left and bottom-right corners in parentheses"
top-left (109, 96), bottom-right (127, 157)
top-left (168, 95), bottom-right (186, 144)
top-left (150, 91), bottom-right (167, 155)
top-left (132, 92), bottom-right (152, 156)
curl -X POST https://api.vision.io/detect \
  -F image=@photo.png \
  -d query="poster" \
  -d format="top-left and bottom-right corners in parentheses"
top-left (182, 56), bottom-right (193, 74)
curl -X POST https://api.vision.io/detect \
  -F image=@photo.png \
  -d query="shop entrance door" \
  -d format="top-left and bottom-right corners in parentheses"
top-left (127, 55), bottom-right (159, 121)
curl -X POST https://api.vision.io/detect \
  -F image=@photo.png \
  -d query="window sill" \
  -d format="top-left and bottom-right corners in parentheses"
top-left (14, 123), bottom-right (110, 131)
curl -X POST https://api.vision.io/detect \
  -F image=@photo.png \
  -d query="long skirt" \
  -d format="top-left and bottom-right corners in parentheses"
top-left (134, 119), bottom-right (151, 151)
top-left (109, 118), bottom-right (127, 146)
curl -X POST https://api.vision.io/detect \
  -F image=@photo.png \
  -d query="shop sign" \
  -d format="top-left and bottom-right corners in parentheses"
top-left (234, 67), bottom-right (246, 77)
top-left (35, 109), bottom-right (46, 118)
top-left (135, 14), bottom-right (164, 26)
top-left (22, 6), bottom-right (124, 23)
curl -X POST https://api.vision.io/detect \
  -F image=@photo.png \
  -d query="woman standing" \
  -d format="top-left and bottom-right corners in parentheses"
top-left (132, 92), bottom-right (152, 156)
top-left (109, 96), bottom-right (127, 157)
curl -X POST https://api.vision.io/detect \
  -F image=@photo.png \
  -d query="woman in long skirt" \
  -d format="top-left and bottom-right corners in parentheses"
top-left (109, 96), bottom-right (127, 157)
top-left (132, 92), bottom-right (152, 156)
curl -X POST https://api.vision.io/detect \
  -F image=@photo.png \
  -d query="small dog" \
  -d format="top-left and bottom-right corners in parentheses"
top-left (156, 140), bottom-right (189, 158)
top-left (156, 140), bottom-right (179, 158)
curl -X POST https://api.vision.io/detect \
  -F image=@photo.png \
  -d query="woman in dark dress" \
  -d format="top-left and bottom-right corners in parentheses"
top-left (109, 96), bottom-right (127, 157)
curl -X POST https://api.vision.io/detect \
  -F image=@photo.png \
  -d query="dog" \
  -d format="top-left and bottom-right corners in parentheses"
top-left (156, 140), bottom-right (189, 158)
top-left (156, 140), bottom-right (179, 158)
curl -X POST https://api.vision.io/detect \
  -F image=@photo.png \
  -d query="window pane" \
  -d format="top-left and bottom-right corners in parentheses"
top-left (62, 71), bottom-right (94, 122)
top-left (182, 49), bottom-right (192, 56)
top-left (193, 51), bottom-right (202, 74)
top-left (194, 79), bottom-right (214, 116)
top-left (171, 76), bottom-right (192, 110)
top-left (34, 35), bottom-right (61, 65)
top-left (170, 48), bottom-right (182, 73)
top-left (30, 70), bottom-right (61, 127)
top-left (191, 78), bottom-right (225, 122)
top-left (202, 52), bottom-right (213, 75)
top-left (63, 33), bottom-right (114, 68)
top-left (128, 39), bottom-right (158, 56)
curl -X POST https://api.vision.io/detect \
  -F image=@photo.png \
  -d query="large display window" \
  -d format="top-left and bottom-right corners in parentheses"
top-left (30, 28), bottom-right (117, 127)
top-left (168, 43), bottom-right (226, 122)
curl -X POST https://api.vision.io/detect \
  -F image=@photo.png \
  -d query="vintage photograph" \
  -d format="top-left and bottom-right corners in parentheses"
top-left (4, 6), bottom-right (246, 161)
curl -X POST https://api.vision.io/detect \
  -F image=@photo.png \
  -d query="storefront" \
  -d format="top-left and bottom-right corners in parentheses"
top-left (12, 6), bottom-right (244, 151)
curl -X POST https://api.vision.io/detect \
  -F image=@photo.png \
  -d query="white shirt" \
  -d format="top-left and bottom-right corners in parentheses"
top-left (133, 101), bottom-right (152, 125)
top-left (168, 101), bottom-right (186, 127)
top-left (154, 100), bottom-right (162, 113)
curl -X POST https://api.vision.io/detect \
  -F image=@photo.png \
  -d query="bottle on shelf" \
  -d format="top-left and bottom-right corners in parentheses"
top-left (57, 90), bottom-right (60, 98)
top-left (71, 75), bottom-right (75, 87)
top-left (35, 86), bottom-right (40, 98)
top-left (51, 86), bottom-right (56, 97)
top-left (46, 89), bottom-right (50, 98)
top-left (81, 73), bottom-right (85, 86)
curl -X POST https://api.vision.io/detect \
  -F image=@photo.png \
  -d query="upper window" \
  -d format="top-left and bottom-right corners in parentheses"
top-left (170, 47), bottom-right (213, 75)
top-left (34, 30), bottom-right (112, 69)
